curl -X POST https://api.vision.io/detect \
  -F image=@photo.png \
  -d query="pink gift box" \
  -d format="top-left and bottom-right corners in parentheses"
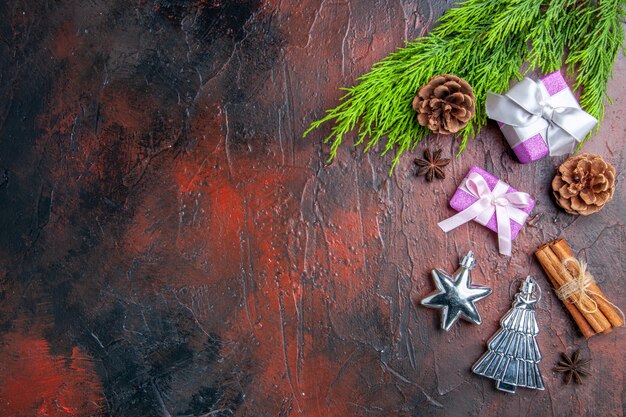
top-left (449, 166), bottom-right (535, 240)
top-left (497, 71), bottom-right (572, 164)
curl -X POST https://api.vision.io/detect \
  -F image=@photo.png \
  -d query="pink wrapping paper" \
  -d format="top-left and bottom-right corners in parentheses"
top-left (448, 166), bottom-right (535, 240)
top-left (497, 71), bottom-right (571, 164)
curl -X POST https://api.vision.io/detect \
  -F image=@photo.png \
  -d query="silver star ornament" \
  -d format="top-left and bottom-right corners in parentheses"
top-left (421, 251), bottom-right (492, 331)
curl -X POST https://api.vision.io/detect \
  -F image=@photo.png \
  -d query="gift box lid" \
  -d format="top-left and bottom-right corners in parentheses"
top-left (449, 166), bottom-right (535, 240)
top-left (541, 70), bottom-right (570, 96)
top-left (489, 70), bottom-right (596, 164)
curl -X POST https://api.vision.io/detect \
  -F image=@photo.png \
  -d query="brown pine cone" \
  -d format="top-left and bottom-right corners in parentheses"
top-left (412, 74), bottom-right (475, 134)
top-left (552, 153), bottom-right (616, 215)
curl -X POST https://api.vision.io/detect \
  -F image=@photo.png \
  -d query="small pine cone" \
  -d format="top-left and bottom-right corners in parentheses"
top-left (552, 153), bottom-right (616, 215)
top-left (412, 74), bottom-right (475, 134)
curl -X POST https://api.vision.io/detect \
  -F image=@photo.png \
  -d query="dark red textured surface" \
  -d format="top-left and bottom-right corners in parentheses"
top-left (0, 1), bottom-right (624, 416)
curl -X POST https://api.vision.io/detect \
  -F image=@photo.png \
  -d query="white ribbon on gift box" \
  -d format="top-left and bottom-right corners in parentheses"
top-left (438, 172), bottom-right (531, 257)
top-left (486, 78), bottom-right (598, 156)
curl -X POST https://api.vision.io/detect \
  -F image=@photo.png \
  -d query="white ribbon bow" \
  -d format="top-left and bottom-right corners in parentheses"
top-left (486, 78), bottom-right (597, 156)
top-left (438, 172), bottom-right (531, 256)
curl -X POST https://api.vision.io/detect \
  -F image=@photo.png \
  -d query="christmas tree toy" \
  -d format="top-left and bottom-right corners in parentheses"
top-left (472, 276), bottom-right (544, 393)
top-left (420, 251), bottom-right (492, 331)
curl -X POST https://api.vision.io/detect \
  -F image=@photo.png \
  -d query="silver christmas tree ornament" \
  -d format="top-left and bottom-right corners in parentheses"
top-left (472, 276), bottom-right (544, 393)
top-left (421, 251), bottom-right (492, 331)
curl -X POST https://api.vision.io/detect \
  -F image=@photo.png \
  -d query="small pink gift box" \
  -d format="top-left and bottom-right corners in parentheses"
top-left (439, 166), bottom-right (534, 255)
top-left (489, 71), bottom-right (597, 164)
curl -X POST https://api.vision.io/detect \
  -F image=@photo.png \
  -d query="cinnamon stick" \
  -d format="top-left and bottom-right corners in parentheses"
top-left (550, 239), bottom-right (624, 329)
top-left (535, 245), bottom-right (598, 338)
top-left (544, 246), bottom-right (610, 331)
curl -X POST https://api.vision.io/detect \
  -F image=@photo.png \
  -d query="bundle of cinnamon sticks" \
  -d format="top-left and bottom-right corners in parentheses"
top-left (535, 238), bottom-right (624, 339)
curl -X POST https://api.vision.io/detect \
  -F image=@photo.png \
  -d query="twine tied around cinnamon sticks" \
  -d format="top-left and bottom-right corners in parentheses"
top-left (556, 258), bottom-right (625, 321)
top-left (535, 238), bottom-right (624, 339)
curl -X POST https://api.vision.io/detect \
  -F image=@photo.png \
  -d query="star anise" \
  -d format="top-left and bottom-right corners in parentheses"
top-left (414, 149), bottom-right (450, 182)
top-left (554, 350), bottom-right (591, 385)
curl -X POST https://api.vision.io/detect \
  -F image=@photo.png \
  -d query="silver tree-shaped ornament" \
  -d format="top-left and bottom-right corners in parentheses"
top-left (472, 276), bottom-right (544, 393)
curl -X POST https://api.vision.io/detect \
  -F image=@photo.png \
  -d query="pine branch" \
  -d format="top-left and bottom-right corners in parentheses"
top-left (566, 0), bottom-right (625, 123)
top-left (304, 0), bottom-right (626, 173)
top-left (528, 0), bottom-right (577, 73)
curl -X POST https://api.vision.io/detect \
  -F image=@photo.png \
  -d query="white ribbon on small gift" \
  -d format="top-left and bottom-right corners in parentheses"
top-left (438, 172), bottom-right (531, 256)
top-left (486, 78), bottom-right (597, 156)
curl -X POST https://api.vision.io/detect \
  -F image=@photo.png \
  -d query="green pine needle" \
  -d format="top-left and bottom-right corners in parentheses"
top-left (303, 0), bottom-right (626, 173)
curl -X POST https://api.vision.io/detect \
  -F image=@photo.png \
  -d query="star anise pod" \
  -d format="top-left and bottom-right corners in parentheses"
top-left (414, 149), bottom-right (450, 182)
top-left (554, 350), bottom-right (591, 385)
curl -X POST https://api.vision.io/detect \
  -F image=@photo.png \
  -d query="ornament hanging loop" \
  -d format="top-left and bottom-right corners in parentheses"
top-left (460, 250), bottom-right (476, 269)
top-left (522, 275), bottom-right (542, 303)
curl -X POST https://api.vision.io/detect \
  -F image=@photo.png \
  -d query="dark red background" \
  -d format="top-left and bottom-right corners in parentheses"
top-left (0, 1), bottom-right (624, 416)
